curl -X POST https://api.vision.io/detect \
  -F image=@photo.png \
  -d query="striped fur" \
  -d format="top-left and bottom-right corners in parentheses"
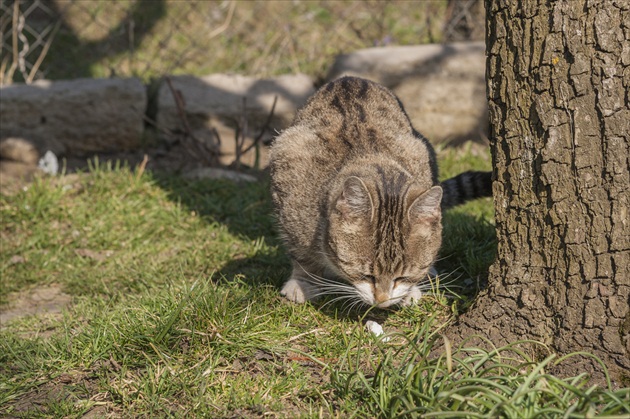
top-left (270, 76), bottom-right (492, 309)
top-left (441, 171), bottom-right (493, 209)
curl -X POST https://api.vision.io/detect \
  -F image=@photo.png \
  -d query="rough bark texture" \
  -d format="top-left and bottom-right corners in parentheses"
top-left (449, 0), bottom-right (630, 386)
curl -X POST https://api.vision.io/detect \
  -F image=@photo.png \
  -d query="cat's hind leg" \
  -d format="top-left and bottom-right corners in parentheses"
top-left (280, 265), bottom-right (320, 303)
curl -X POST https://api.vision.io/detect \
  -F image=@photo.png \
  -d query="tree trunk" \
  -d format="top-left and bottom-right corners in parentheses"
top-left (449, 0), bottom-right (630, 386)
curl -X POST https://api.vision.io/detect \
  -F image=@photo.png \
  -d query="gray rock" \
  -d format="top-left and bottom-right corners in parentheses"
top-left (156, 73), bottom-right (315, 167)
top-left (327, 42), bottom-right (487, 144)
top-left (183, 167), bottom-right (257, 183)
top-left (0, 78), bottom-right (146, 155)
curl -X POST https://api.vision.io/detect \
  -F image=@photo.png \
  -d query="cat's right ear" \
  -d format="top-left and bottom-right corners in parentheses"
top-left (408, 185), bottom-right (442, 223)
top-left (336, 176), bottom-right (374, 220)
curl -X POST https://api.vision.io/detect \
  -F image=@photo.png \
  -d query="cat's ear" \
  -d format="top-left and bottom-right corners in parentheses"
top-left (336, 176), bottom-right (373, 220)
top-left (408, 186), bottom-right (442, 222)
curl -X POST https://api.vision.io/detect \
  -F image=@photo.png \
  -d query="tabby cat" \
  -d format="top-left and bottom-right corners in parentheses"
top-left (270, 77), bottom-right (491, 308)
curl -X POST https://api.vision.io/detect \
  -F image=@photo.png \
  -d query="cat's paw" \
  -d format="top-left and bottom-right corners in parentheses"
top-left (401, 286), bottom-right (423, 306)
top-left (280, 278), bottom-right (316, 303)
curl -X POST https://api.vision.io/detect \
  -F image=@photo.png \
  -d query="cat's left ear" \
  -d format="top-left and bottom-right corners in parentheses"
top-left (336, 176), bottom-right (374, 220)
top-left (408, 186), bottom-right (442, 222)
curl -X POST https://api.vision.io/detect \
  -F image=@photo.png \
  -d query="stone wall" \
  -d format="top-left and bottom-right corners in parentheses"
top-left (0, 42), bottom-right (487, 178)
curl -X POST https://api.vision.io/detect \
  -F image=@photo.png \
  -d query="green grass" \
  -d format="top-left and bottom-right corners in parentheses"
top-left (35, 1), bottom-right (449, 82)
top-left (1, 150), bottom-right (628, 417)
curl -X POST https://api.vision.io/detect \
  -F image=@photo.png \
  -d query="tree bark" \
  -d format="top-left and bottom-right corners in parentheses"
top-left (448, 0), bottom-right (630, 386)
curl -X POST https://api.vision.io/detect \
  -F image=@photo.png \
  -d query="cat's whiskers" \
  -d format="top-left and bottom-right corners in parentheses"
top-left (297, 264), bottom-right (356, 291)
top-left (307, 276), bottom-right (355, 291)
top-left (307, 278), bottom-right (357, 295)
top-left (319, 294), bottom-right (362, 311)
top-left (415, 279), bottom-right (459, 291)
top-left (433, 254), bottom-right (453, 263)
top-left (312, 285), bottom-right (361, 300)
top-left (410, 271), bottom-right (476, 301)
top-left (340, 297), bottom-right (367, 315)
top-left (300, 265), bottom-right (363, 311)
top-left (294, 262), bottom-right (364, 307)
top-left (418, 270), bottom-right (460, 286)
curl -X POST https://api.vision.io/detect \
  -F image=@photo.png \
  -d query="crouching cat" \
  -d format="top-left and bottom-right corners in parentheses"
top-left (270, 77), bottom-right (491, 308)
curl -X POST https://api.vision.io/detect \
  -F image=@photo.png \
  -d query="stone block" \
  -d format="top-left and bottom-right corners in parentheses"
top-left (0, 78), bottom-right (146, 155)
top-left (155, 73), bottom-right (315, 167)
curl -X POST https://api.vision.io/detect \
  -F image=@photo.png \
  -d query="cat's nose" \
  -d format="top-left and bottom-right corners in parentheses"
top-left (374, 291), bottom-right (395, 307)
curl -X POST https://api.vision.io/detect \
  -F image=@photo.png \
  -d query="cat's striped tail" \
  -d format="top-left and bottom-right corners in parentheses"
top-left (440, 171), bottom-right (493, 210)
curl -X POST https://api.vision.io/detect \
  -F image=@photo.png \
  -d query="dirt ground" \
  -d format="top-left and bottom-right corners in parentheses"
top-left (0, 285), bottom-right (72, 328)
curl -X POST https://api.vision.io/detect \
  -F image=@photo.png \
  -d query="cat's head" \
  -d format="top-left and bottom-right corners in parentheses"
top-left (324, 175), bottom-right (443, 308)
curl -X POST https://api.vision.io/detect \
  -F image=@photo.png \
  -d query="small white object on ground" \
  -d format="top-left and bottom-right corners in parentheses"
top-left (38, 150), bottom-right (59, 175)
top-left (365, 320), bottom-right (390, 342)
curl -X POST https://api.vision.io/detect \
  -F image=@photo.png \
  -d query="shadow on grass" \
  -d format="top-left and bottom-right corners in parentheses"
top-left (152, 171), bottom-right (289, 290)
top-left (44, 1), bottom-right (167, 80)
top-left (436, 208), bottom-right (496, 309)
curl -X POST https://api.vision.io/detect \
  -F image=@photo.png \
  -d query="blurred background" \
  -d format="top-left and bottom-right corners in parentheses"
top-left (1, 0), bottom-right (484, 85)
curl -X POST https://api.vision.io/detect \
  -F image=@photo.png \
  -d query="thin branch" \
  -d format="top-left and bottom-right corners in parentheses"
top-left (26, 19), bottom-right (61, 83)
top-left (141, 113), bottom-right (175, 138)
top-left (165, 76), bottom-right (193, 134)
top-left (240, 95), bottom-right (278, 156)
top-left (234, 96), bottom-right (248, 168)
top-left (6, 0), bottom-right (20, 83)
top-left (207, 0), bottom-right (236, 39)
top-left (164, 76), bottom-right (218, 166)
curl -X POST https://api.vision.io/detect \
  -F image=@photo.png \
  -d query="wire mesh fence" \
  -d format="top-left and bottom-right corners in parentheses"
top-left (1, 0), bottom-right (58, 84)
top-left (1, 0), bottom-right (484, 86)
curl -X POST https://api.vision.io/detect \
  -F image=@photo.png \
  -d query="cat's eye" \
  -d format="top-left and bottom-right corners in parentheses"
top-left (394, 276), bottom-right (410, 283)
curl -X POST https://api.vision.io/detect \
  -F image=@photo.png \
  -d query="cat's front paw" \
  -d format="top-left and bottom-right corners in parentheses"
top-left (280, 278), bottom-right (317, 303)
top-left (401, 286), bottom-right (423, 306)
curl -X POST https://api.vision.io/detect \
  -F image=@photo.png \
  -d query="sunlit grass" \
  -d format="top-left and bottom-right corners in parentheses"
top-left (42, 1), bottom-right (450, 82)
top-left (1, 150), bottom-right (627, 417)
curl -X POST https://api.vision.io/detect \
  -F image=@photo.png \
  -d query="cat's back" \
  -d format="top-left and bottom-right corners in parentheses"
top-left (271, 77), bottom-right (432, 174)
top-left (294, 76), bottom-right (412, 142)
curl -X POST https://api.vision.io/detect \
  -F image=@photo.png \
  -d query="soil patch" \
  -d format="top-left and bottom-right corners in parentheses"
top-left (0, 284), bottom-right (72, 327)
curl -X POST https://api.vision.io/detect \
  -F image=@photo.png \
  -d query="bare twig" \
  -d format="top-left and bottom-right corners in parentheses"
top-left (230, 95), bottom-right (278, 170)
top-left (163, 78), bottom-right (276, 171)
top-left (234, 96), bottom-right (248, 168)
top-left (141, 114), bottom-right (175, 138)
top-left (26, 19), bottom-right (61, 83)
top-left (207, 0), bottom-right (236, 39)
top-left (165, 77), bottom-right (193, 134)
top-left (211, 126), bottom-right (222, 155)
top-left (136, 154), bottom-right (149, 179)
top-left (6, 0), bottom-right (20, 84)
top-left (240, 95), bottom-right (278, 156)
top-left (164, 76), bottom-right (218, 166)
